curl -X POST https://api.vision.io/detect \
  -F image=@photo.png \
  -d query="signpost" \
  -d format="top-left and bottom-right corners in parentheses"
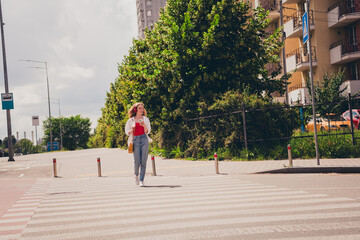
top-left (47, 141), bottom-right (59, 151)
top-left (0, 0), bottom-right (14, 161)
top-left (302, 11), bottom-right (309, 44)
top-left (1, 92), bottom-right (13, 109)
top-left (304, 0), bottom-right (320, 165)
top-left (32, 116), bottom-right (39, 145)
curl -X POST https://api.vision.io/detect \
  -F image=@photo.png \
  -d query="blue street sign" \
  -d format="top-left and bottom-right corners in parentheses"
top-left (47, 141), bottom-right (59, 151)
top-left (1, 93), bottom-right (14, 110)
top-left (302, 11), bottom-right (309, 44)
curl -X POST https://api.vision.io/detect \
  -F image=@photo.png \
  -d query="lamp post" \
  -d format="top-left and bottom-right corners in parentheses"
top-left (19, 60), bottom-right (53, 151)
top-left (51, 98), bottom-right (62, 150)
top-left (0, 0), bottom-right (14, 161)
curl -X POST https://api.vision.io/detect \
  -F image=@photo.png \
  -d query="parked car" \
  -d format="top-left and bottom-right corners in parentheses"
top-left (305, 114), bottom-right (351, 132)
top-left (342, 109), bottom-right (360, 130)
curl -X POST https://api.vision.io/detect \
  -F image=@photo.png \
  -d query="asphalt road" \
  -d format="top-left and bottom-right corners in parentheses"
top-left (0, 148), bottom-right (360, 239)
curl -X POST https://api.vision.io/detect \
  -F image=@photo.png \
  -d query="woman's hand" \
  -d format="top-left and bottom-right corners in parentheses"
top-left (139, 121), bottom-right (148, 133)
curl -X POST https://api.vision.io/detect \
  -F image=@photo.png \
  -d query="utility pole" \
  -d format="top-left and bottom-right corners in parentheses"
top-left (0, 0), bottom-right (14, 161)
top-left (279, 0), bottom-right (289, 105)
top-left (52, 98), bottom-right (63, 150)
top-left (20, 60), bottom-right (53, 151)
top-left (306, 0), bottom-right (320, 165)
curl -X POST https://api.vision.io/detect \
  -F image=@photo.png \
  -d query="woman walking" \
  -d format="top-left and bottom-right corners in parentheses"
top-left (125, 103), bottom-right (151, 187)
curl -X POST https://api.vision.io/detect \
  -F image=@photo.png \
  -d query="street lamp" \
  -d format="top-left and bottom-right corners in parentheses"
top-left (0, 0), bottom-right (14, 161)
top-left (51, 98), bottom-right (63, 150)
top-left (19, 59), bottom-right (53, 151)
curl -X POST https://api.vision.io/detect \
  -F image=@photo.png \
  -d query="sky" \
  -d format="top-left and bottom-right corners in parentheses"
top-left (0, 0), bottom-right (138, 142)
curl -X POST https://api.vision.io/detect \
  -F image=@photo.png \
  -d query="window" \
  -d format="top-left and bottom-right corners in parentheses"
top-left (350, 63), bottom-right (359, 80)
top-left (146, 0), bottom-right (152, 6)
top-left (347, 0), bottom-right (355, 8)
top-left (147, 10), bottom-right (152, 17)
top-left (348, 24), bottom-right (356, 46)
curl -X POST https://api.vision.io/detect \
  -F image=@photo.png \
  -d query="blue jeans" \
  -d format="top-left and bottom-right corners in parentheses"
top-left (133, 134), bottom-right (149, 181)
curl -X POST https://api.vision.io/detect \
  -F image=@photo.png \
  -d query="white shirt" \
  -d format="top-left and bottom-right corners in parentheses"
top-left (125, 116), bottom-right (152, 146)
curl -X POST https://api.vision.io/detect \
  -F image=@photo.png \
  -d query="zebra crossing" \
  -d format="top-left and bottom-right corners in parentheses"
top-left (1, 175), bottom-right (360, 239)
top-left (0, 179), bottom-right (51, 240)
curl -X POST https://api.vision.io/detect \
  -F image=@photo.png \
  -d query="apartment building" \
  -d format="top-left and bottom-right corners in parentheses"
top-left (255, 0), bottom-right (360, 104)
top-left (136, 0), bottom-right (167, 39)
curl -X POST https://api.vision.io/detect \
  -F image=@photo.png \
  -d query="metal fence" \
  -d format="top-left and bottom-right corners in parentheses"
top-left (186, 94), bottom-right (360, 150)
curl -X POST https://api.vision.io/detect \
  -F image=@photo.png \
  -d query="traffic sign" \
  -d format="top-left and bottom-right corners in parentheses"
top-left (1, 93), bottom-right (14, 110)
top-left (302, 11), bottom-right (309, 44)
top-left (47, 141), bottom-right (59, 151)
top-left (32, 116), bottom-right (40, 126)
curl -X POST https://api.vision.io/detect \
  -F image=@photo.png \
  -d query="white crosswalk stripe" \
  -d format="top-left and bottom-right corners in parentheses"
top-left (11, 175), bottom-right (358, 239)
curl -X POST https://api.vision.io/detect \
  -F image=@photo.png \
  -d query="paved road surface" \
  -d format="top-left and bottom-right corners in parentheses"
top-left (1, 148), bottom-right (360, 239)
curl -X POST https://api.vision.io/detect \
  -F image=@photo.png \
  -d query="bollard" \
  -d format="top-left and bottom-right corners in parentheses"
top-left (214, 152), bottom-right (219, 174)
top-left (287, 144), bottom-right (293, 167)
top-left (151, 155), bottom-right (157, 176)
top-left (53, 158), bottom-right (57, 177)
top-left (97, 157), bottom-right (102, 177)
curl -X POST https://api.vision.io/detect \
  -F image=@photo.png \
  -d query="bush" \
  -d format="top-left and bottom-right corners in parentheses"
top-left (182, 91), bottom-right (300, 158)
top-left (290, 131), bottom-right (360, 159)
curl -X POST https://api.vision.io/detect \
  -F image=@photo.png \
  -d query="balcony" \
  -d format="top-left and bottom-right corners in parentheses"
top-left (328, 1), bottom-right (360, 28)
top-left (285, 46), bottom-right (317, 72)
top-left (258, 0), bottom-right (280, 20)
top-left (282, 0), bottom-right (301, 4)
top-left (330, 40), bottom-right (360, 64)
top-left (341, 66), bottom-right (360, 95)
top-left (265, 62), bottom-right (281, 76)
top-left (284, 10), bottom-right (315, 38)
top-left (288, 86), bottom-right (309, 105)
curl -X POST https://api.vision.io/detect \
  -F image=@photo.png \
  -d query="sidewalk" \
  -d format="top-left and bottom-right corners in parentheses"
top-left (1, 148), bottom-right (360, 178)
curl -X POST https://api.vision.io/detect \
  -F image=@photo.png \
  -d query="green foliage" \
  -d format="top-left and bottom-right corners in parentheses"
top-left (43, 115), bottom-right (91, 150)
top-left (92, 0), bottom-right (289, 156)
top-left (2, 135), bottom-right (16, 148)
top-left (184, 91), bottom-right (300, 158)
top-left (290, 131), bottom-right (360, 159)
top-left (14, 139), bottom-right (43, 155)
top-left (307, 69), bottom-right (348, 116)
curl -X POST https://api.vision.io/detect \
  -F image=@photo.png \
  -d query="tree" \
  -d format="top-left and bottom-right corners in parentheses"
top-left (91, 0), bottom-right (288, 153)
top-left (307, 69), bottom-right (348, 116)
top-left (14, 139), bottom-right (40, 155)
top-left (43, 115), bottom-right (91, 150)
top-left (3, 135), bottom-right (16, 149)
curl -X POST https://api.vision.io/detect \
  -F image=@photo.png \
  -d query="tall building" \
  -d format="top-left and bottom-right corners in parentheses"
top-left (255, 0), bottom-right (360, 104)
top-left (136, 0), bottom-right (167, 39)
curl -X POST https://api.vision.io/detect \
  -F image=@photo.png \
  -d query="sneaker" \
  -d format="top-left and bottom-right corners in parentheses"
top-left (139, 181), bottom-right (145, 187)
top-left (135, 175), bottom-right (139, 185)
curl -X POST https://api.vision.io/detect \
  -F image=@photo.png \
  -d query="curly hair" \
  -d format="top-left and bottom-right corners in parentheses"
top-left (128, 102), bottom-right (147, 118)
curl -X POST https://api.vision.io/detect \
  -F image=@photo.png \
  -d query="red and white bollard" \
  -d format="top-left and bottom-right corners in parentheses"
top-left (287, 144), bottom-right (293, 167)
top-left (214, 152), bottom-right (219, 174)
top-left (53, 158), bottom-right (57, 177)
top-left (151, 155), bottom-right (157, 176)
top-left (97, 157), bottom-right (102, 177)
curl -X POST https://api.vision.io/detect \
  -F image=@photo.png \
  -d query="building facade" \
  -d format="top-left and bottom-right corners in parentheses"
top-left (255, 0), bottom-right (360, 104)
top-left (136, 0), bottom-right (167, 39)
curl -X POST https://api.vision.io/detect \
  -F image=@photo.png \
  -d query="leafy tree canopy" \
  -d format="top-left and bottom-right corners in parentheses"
top-left (2, 135), bottom-right (16, 149)
top-left (90, 0), bottom-right (287, 151)
top-left (43, 115), bottom-right (91, 150)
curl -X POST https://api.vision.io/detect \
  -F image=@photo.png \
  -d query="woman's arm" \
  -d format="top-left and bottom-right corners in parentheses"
top-left (144, 117), bottom-right (151, 134)
top-left (125, 118), bottom-right (133, 136)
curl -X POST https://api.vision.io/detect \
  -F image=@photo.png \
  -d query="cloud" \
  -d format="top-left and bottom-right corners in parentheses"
top-left (0, 0), bottom-right (138, 141)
